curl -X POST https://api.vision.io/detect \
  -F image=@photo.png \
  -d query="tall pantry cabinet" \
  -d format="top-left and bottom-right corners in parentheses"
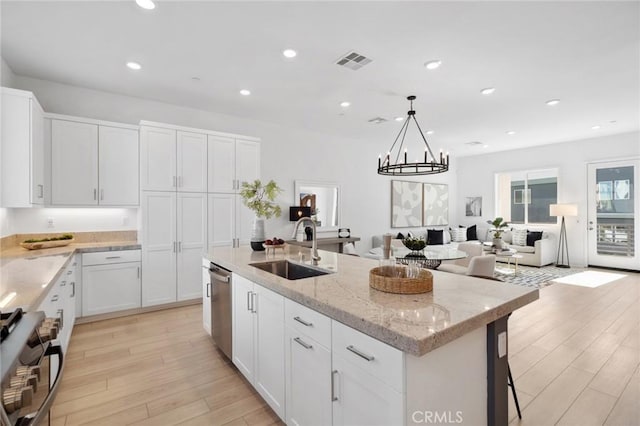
top-left (140, 121), bottom-right (259, 307)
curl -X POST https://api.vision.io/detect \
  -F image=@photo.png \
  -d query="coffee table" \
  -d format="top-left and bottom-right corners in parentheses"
top-left (394, 247), bottom-right (468, 270)
top-left (493, 249), bottom-right (523, 275)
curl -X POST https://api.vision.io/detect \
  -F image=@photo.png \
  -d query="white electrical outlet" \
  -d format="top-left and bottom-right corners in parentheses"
top-left (47, 217), bottom-right (54, 228)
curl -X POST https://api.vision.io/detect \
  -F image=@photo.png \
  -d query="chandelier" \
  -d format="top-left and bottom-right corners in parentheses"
top-left (377, 95), bottom-right (449, 176)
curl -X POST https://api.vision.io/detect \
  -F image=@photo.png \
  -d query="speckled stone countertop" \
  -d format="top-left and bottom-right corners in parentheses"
top-left (0, 241), bottom-right (141, 312)
top-left (205, 246), bottom-right (539, 357)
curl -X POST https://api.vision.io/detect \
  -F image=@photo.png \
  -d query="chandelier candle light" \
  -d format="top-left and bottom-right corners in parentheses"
top-left (377, 95), bottom-right (449, 176)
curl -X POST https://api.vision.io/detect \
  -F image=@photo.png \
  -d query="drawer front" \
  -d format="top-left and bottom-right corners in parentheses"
top-left (82, 249), bottom-right (141, 266)
top-left (332, 320), bottom-right (404, 393)
top-left (285, 299), bottom-right (331, 349)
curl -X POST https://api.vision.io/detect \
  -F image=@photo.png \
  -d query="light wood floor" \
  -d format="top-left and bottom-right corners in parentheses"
top-left (51, 305), bottom-right (282, 426)
top-left (51, 268), bottom-right (638, 426)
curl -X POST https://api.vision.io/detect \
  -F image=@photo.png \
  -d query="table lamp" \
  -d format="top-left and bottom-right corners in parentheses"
top-left (549, 203), bottom-right (578, 268)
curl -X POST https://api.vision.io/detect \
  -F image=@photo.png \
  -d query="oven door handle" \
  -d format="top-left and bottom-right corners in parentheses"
top-left (25, 343), bottom-right (64, 425)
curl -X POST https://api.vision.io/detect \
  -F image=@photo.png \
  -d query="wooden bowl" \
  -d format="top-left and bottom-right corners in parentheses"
top-left (20, 239), bottom-right (74, 250)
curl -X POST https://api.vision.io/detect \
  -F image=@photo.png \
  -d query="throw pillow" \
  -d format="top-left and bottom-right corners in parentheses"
top-left (443, 229), bottom-right (452, 244)
top-left (396, 232), bottom-right (405, 240)
top-left (450, 228), bottom-right (467, 242)
top-left (527, 231), bottom-right (543, 247)
top-left (512, 229), bottom-right (527, 246)
top-left (427, 229), bottom-right (444, 245)
top-left (466, 225), bottom-right (478, 241)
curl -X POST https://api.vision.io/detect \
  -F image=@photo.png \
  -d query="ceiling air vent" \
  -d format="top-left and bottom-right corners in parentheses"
top-left (336, 51), bottom-right (372, 70)
top-left (465, 141), bottom-right (483, 146)
top-left (368, 117), bottom-right (387, 124)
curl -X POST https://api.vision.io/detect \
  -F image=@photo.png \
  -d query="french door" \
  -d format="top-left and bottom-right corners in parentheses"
top-left (587, 159), bottom-right (639, 270)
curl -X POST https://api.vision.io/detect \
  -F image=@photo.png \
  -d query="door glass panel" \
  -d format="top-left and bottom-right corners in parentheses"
top-left (595, 166), bottom-right (635, 257)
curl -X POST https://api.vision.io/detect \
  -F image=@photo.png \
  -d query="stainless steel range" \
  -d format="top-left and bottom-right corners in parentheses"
top-left (1, 308), bottom-right (64, 426)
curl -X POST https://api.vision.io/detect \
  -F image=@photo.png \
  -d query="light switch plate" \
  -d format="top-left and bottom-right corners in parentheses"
top-left (498, 331), bottom-right (507, 358)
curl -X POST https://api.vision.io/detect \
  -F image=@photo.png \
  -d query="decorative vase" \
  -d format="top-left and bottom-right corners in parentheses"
top-left (250, 217), bottom-right (266, 251)
top-left (492, 237), bottom-right (503, 250)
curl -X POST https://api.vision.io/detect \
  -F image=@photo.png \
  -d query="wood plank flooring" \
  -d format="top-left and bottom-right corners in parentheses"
top-left (51, 267), bottom-right (639, 425)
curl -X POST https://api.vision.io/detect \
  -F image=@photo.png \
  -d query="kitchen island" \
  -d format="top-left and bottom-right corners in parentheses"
top-left (204, 245), bottom-right (539, 426)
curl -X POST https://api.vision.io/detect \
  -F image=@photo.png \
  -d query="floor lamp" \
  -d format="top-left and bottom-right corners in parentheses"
top-left (549, 204), bottom-right (578, 268)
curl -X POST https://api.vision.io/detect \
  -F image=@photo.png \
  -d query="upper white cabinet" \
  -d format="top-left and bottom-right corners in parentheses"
top-left (208, 136), bottom-right (260, 193)
top-left (51, 118), bottom-right (139, 206)
top-left (1, 88), bottom-right (45, 207)
top-left (98, 126), bottom-right (139, 205)
top-left (140, 126), bottom-right (207, 192)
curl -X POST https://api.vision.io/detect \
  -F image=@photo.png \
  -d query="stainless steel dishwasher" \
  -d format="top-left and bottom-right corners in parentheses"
top-left (209, 263), bottom-right (232, 360)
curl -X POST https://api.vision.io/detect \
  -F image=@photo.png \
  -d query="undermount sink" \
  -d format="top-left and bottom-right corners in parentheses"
top-left (250, 260), bottom-right (332, 280)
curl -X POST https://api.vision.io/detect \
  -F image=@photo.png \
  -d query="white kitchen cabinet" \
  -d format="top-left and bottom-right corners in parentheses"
top-left (141, 191), bottom-right (177, 306)
top-left (207, 194), bottom-right (254, 248)
top-left (285, 327), bottom-right (332, 426)
top-left (141, 191), bottom-right (206, 306)
top-left (0, 87), bottom-right (45, 207)
top-left (51, 119), bottom-right (99, 205)
top-left (202, 258), bottom-right (211, 336)
top-left (82, 250), bottom-right (141, 316)
top-left (232, 274), bottom-right (286, 420)
top-left (98, 126), bottom-right (139, 205)
top-left (207, 136), bottom-right (260, 193)
top-left (51, 118), bottom-right (139, 206)
top-left (177, 192), bottom-right (207, 301)
top-left (140, 126), bottom-right (207, 192)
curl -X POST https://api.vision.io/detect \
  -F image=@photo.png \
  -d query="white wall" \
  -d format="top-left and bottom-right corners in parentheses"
top-left (1, 57), bottom-right (16, 88)
top-left (6, 74), bottom-right (458, 252)
top-left (456, 131), bottom-right (640, 267)
top-left (7, 208), bottom-right (138, 234)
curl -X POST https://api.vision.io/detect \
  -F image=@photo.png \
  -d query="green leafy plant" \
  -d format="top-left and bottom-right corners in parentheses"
top-left (487, 217), bottom-right (509, 238)
top-left (23, 234), bottom-right (73, 243)
top-left (239, 180), bottom-right (283, 219)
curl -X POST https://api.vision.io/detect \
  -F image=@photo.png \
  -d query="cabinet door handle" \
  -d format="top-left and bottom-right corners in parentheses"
top-left (173, 176), bottom-right (177, 187)
top-left (206, 283), bottom-right (210, 298)
top-left (60, 280), bottom-right (66, 287)
top-left (246, 291), bottom-right (252, 311)
top-left (137, 267), bottom-right (140, 279)
top-left (331, 370), bottom-right (339, 401)
top-left (179, 176), bottom-right (183, 187)
top-left (93, 189), bottom-right (97, 200)
top-left (251, 292), bottom-right (257, 313)
top-left (51, 295), bottom-right (59, 302)
top-left (346, 345), bottom-right (375, 362)
top-left (70, 282), bottom-right (75, 298)
top-left (293, 337), bottom-right (313, 350)
top-left (178, 241), bottom-right (182, 252)
top-left (100, 189), bottom-right (104, 201)
top-left (38, 184), bottom-right (44, 198)
top-left (173, 242), bottom-right (176, 253)
top-left (293, 316), bottom-right (313, 327)
top-left (105, 256), bottom-right (121, 260)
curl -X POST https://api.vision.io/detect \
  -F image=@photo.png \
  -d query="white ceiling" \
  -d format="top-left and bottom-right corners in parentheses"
top-left (1, 1), bottom-right (638, 157)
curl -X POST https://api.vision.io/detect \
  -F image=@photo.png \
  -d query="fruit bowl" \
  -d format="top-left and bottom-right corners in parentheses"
top-left (263, 242), bottom-right (286, 249)
top-left (402, 237), bottom-right (426, 251)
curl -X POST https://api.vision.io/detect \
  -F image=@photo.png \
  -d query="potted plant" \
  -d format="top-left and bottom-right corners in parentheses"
top-left (487, 217), bottom-right (510, 249)
top-left (240, 179), bottom-right (283, 251)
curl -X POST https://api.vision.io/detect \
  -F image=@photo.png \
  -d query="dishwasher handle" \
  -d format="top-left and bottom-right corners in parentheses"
top-left (209, 266), bottom-right (231, 283)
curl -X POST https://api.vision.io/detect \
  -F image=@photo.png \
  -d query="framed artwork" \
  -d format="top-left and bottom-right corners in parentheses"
top-left (465, 197), bottom-right (482, 217)
top-left (423, 183), bottom-right (449, 225)
top-left (391, 180), bottom-right (423, 228)
top-left (614, 180), bottom-right (630, 200)
top-left (598, 181), bottom-right (613, 201)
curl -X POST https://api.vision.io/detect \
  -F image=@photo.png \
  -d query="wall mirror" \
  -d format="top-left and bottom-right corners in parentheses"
top-left (294, 180), bottom-right (341, 229)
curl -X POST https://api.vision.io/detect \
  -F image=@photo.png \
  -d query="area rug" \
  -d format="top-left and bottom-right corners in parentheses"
top-left (551, 270), bottom-right (627, 288)
top-left (495, 264), bottom-right (579, 289)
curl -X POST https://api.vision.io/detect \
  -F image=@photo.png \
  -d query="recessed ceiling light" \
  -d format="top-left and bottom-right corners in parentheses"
top-left (592, 125), bottom-right (601, 130)
top-left (546, 99), bottom-right (560, 106)
top-left (426, 130), bottom-right (435, 135)
top-left (340, 101), bottom-right (350, 108)
top-left (480, 87), bottom-right (496, 95)
top-left (506, 131), bottom-right (516, 135)
top-left (240, 89), bottom-right (251, 96)
top-left (609, 120), bottom-right (617, 124)
top-left (483, 144), bottom-right (489, 148)
top-left (283, 49), bottom-right (297, 58)
top-left (394, 117), bottom-right (404, 121)
top-left (126, 61), bottom-right (141, 70)
top-left (424, 60), bottom-right (442, 70)
top-left (135, 0), bottom-right (155, 10)
top-left (191, 77), bottom-right (201, 81)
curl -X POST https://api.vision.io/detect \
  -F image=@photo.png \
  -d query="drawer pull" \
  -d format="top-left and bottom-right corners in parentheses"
top-left (70, 282), bottom-right (75, 298)
top-left (293, 337), bottom-right (313, 350)
top-left (331, 370), bottom-right (339, 401)
top-left (346, 345), bottom-right (375, 362)
top-left (60, 281), bottom-right (66, 287)
top-left (51, 295), bottom-right (58, 302)
top-left (293, 316), bottom-right (313, 327)
top-left (105, 256), bottom-right (121, 260)
top-left (66, 270), bottom-right (72, 275)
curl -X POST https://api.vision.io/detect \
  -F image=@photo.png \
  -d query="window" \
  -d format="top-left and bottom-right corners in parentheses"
top-left (495, 169), bottom-right (558, 224)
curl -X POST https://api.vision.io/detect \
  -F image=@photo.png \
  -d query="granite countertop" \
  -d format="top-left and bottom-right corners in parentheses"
top-left (0, 241), bottom-right (141, 312)
top-left (205, 245), bottom-right (539, 357)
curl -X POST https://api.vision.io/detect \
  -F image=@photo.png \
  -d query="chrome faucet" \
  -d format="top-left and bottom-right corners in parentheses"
top-left (292, 217), bottom-right (321, 263)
